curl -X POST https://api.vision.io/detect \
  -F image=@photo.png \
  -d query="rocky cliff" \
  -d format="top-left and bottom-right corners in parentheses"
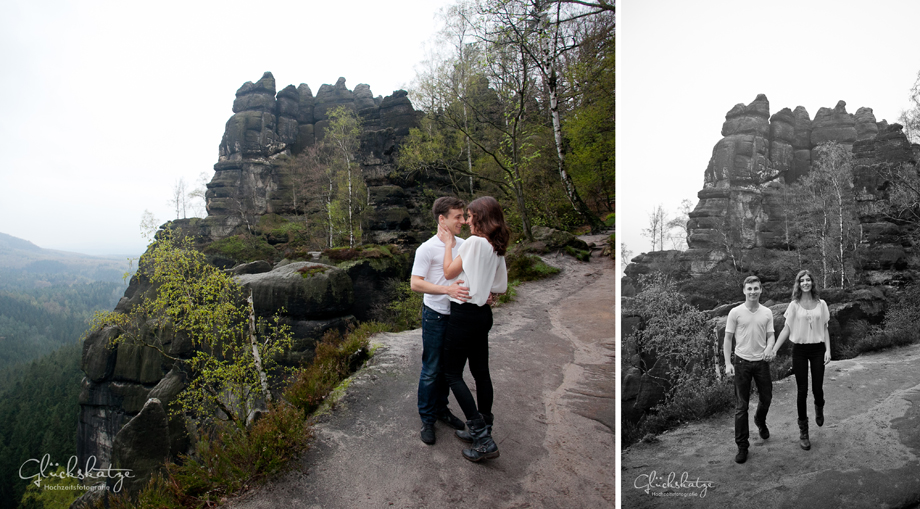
top-left (76, 73), bottom-right (440, 484)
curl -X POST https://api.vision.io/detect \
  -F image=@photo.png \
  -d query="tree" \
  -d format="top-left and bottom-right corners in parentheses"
top-left (642, 204), bottom-right (668, 251)
top-left (898, 69), bottom-right (920, 144)
top-left (479, 0), bottom-right (606, 230)
top-left (666, 199), bottom-right (694, 250)
top-left (87, 230), bottom-right (293, 425)
top-left (788, 142), bottom-right (858, 288)
top-left (169, 178), bottom-right (188, 219)
top-left (325, 107), bottom-right (366, 248)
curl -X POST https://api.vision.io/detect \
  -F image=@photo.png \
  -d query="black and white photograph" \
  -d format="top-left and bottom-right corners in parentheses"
top-left (619, 0), bottom-right (920, 507)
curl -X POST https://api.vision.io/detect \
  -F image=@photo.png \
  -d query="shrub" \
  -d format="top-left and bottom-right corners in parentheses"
top-left (283, 322), bottom-right (387, 414)
top-left (382, 279), bottom-right (423, 331)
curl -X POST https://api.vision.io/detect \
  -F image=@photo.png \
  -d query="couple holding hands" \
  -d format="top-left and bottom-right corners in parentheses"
top-left (724, 270), bottom-right (832, 464)
top-left (410, 196), bottom-right (510, 462)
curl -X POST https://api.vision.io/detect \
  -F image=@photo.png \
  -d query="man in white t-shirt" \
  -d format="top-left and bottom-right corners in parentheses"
top-left (410, 197), bottom-right (470, 444)
top-left (723, 275), bottom-right (776, 464)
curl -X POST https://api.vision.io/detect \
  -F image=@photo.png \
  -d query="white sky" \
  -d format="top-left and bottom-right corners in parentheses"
top-left (0, 0), bottom-right (452, 256)
top-left (618, 0), bottom-right (920, 260)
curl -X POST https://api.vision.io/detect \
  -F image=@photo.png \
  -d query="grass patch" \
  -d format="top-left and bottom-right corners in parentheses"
top-left (322, 244), bottom-right (396, 263)
top-left (296, 265), bottom-right (329, 278)
top-left (506, 252), bottom-right (561, 282)
top-left (564, 245), bottom-right (591, 262)
top-left (205, 235), bottom-right (275, 263)
top-left (604, 212), bottom-right (615, 227)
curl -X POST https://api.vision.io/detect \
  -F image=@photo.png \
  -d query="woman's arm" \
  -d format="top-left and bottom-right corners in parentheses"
top-left (822, 300), bottom-right (831, 364)
top-left (772, 324), bottom-right (790, 357)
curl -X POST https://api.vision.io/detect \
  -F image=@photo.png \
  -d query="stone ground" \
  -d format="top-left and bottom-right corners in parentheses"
top-left (227, 234), bottom-right (615, 509)
top-left (622, 342), bottom-right (920, 508)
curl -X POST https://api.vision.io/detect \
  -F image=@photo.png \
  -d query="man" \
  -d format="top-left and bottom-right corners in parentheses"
top-left (723, 275), bottom-right (776, 464)
top-left (410, 196), bottom-right (469, 444)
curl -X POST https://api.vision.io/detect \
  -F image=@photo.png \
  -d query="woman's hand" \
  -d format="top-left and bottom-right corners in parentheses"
top-left (824, 349), bottom-right (831, 365)
top-left (437, 224), bottom-right (455, 247)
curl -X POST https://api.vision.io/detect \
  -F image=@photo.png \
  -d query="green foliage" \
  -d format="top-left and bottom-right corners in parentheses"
top-left (296, 266), bottom-right (329, 279)
top-left (283, 322), bottom-right (385, 415)
top-left (604, 213), bottom-right (615, 227)
top-left (564, 245), bottom-right (591, 262)
top-left (0, 282), bottom-right (121, 381)
top-left (0, 342), bottom-right (83, 509)
top-left (494, 280), bottom-right (520, 306)
top-left (506, 252), bottom-right (561, 282)
top-left (204, 235), bottom-right (275, 263)
top-left (383, 280), bottom-right (424, 331)
top-left (18, 465), bottom-right (88, 509)
top-left (87, 230), bottom-right (293, 425)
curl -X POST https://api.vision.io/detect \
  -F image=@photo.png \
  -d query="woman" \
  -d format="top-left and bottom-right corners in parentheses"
top-left (436, 196), bottom-right (509, 462)
top-left (770, 269), bottom-right (831, 450)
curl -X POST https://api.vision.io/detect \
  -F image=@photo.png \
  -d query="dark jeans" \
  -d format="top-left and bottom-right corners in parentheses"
top-left (792, 343), bottom-right (826, 421)
top-left (734, 357), bottom-right (772, 449)
top-left (418, 305), bottom-right (450, 424)
top-left (443, 301), bottom-right (494, 421)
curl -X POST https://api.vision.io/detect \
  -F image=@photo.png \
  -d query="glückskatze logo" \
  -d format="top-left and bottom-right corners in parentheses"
top-left (634, 470), bottom-right (715, 498)
top-left (19, 454), bottom-right (134, 493)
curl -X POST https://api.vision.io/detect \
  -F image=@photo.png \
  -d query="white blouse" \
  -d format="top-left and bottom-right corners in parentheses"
top-left (448, 236), bottom-right (508, 307)
top-left (783, 299), bottom-right (829, 344)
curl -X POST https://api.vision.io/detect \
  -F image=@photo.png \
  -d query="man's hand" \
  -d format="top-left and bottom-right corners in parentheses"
top-left (725, 363), bottom-right (734, 376)
top-left (486, 293), bottom-right (496, 306)
top-left (446, 280), bottom-right (469, 302)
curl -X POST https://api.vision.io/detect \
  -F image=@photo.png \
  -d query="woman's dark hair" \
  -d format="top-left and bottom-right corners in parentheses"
top-left (791, 269), bottom-right (821, 301)
top-left (466, 196), bottom-right (510, 256)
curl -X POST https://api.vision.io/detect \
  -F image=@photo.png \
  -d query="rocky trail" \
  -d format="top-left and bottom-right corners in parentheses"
top-left (622, 343), bottom-right (920, 508)
top-left (227, 234), bottom-right (615, 508)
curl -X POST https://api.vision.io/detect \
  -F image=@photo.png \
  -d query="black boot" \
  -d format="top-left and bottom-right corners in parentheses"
top-left (456, 412), bottom-right (493, 443)
top-left (815, 404), bottom-right (824, 427)
top-left (798, 419), bottom-right (811, 450)
top-left (462, 416), bottom-right (499, 462)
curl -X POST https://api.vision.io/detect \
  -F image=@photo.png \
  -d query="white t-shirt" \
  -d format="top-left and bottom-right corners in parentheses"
top-left (448, 236), bottom-right (508, 307)
top-left (726, 303), bottom-right (775, 362)
top-left (411, 235), bottom-right (465, 314)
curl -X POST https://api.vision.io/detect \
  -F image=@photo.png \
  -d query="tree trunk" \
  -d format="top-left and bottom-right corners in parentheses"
top-left (248, 291), bottom-right (272, 403)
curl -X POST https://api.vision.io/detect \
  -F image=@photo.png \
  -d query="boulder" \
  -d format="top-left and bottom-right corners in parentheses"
top-left (82, 326), bottom-right (119, 382)
top-left (110, 398), bottom-right (171, 496)
top-left (234, 262), bottom-right (354, 319)
top-left (531, 226), bottom-right (589, 250)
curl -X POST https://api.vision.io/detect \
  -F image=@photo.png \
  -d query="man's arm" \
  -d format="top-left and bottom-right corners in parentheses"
top-left (764, 331), bottom-right (775, 361)
top-left (723, 331), bottom-right (735, 376)
top-left (410, 275), bottom-right (469, 301)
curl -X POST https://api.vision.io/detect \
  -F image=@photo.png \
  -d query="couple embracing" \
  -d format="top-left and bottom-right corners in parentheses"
top-left (410, 196), bottom-right (509, 462)
top-left (723, 271), bottom-right (832, 464)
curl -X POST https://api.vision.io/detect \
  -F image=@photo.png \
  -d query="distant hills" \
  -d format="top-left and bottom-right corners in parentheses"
top-left (0, 232), bottom-right (133, 287)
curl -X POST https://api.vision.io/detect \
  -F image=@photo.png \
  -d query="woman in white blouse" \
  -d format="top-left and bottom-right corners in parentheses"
top-left (770, 269), bottom-right (831, 450)
top-left (436, 196), bottom-right (508, 462)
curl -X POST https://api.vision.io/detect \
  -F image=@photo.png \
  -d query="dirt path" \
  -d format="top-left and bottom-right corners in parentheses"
top-left (227, 238), bottom-right (615, 509)
top-left (621, 343), bottom-right (920, 508)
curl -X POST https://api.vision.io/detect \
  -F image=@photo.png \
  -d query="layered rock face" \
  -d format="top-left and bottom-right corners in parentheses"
top-left (201, 72), bottom-right (427, 245)
top-left (667, 95), bottom-right (918, 278)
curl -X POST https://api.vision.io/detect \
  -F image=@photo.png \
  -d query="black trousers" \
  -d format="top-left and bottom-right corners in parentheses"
top-left (792, 343), bottom-right (826, 421)
top-left (442, 301), bottom-right (494, 421)
top-left (734, 358), bottom-right (772, 449)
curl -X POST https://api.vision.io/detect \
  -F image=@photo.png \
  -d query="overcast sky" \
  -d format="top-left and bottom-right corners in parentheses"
top-left (618, 0), bottom-right (920, 263)
top-left (0, 0), bottom-right (451, 256)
